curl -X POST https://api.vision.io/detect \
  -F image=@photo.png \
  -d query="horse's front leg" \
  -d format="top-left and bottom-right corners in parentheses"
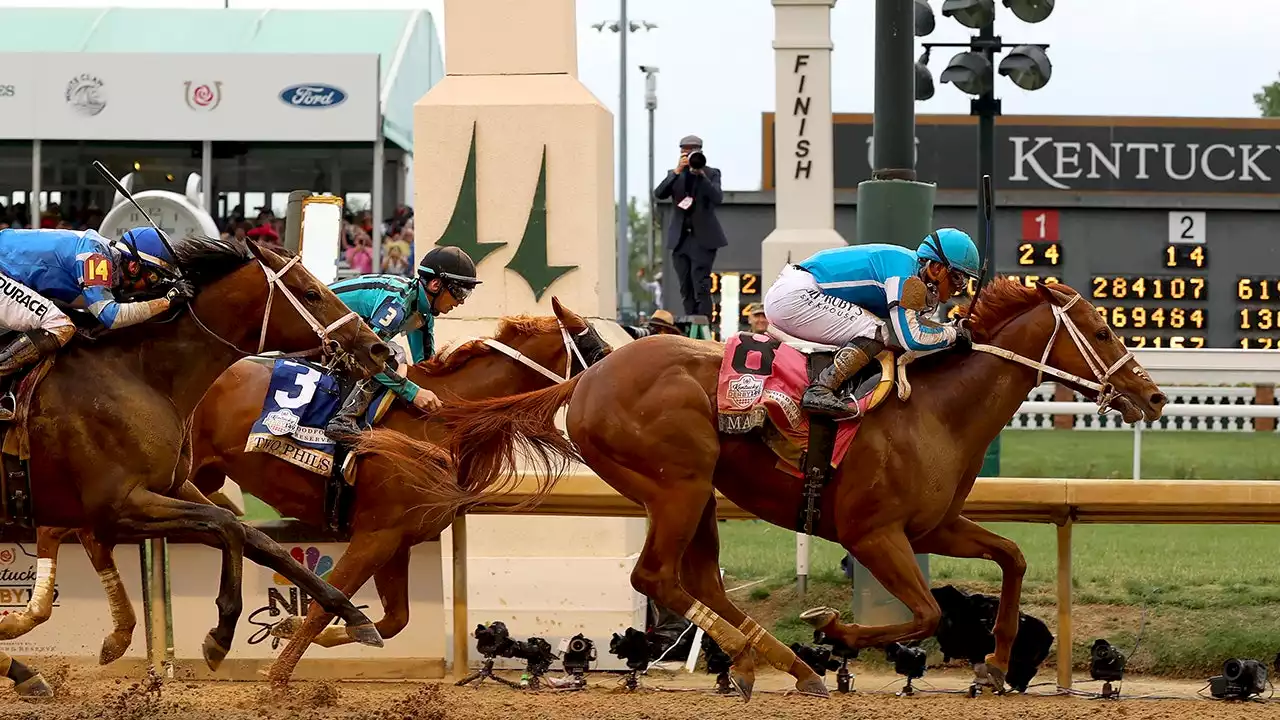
top-left (0, 527), bottom-right (70, 640)
top-left (912, 516), bottom-right (1027, 684)
top-left (77, 529), bottom-right (137, 665)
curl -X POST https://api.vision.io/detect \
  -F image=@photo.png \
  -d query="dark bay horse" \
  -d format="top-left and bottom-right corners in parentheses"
top-left (80, 298), bottom-right (610, 683)
top-left (409, 279), bottom-right (1167, 701)
top-left (0, 235), bottom-right (394, 686)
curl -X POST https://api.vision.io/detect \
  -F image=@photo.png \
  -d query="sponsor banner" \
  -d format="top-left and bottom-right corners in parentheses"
top-left (166, 541), bottom-right (443, 661)
top-left (0, 542), bottom-right (145, 659)
top-left (0, 52), bottom-right (377, 142)
top-left (763, 113), bottom-right (1280, 195)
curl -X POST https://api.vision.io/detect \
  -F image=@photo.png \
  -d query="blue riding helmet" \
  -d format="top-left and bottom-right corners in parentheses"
top-left (916, 228), bottom-right (982, 279)
top-left (115, 227), bottom-right (179, 276)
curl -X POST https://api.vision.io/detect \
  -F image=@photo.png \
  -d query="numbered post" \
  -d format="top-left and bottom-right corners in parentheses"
top-left (1168, 211), bottom-right (1206, 244)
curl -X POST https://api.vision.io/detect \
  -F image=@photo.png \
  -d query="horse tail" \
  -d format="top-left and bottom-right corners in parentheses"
top-left (354, 375), bottom-right (584, 517)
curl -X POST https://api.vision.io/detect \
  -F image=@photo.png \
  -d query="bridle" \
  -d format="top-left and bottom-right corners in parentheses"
top-left (896, 291), bottom-right (1138, 415)
top-left (480, 318), bottom-right (593, 383)
top-left (969, 292), bottom-right (1136, 414)
top-left (187, 255), bottom-right (362, 370)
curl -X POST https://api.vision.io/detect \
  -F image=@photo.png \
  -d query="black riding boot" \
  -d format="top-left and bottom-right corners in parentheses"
top-left (0, 330), bottom-right (61, 378)
top-left (325, 378), bottom-right (379, 443)
top-left (801, 337), bottom-right (884, 418)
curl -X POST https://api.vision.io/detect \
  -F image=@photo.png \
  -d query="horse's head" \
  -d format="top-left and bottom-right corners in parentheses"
top-left (1027, 282), bottom-right (1166, 423)
top-left (188, 236), bottom-right (390, 376)
top-left (967, 278), bottom-right (1166, 424)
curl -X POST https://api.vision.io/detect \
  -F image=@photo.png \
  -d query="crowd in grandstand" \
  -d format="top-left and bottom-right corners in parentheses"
top-left (0, 199), bottom-right (417, 278)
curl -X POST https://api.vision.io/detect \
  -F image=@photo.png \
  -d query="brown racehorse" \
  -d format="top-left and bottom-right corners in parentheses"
top-left (76, 299), bottom-right (610, 683)
top-left (0, 234), bottom-right (394, 690)
top-left (390, 278), bottom-right (1168, 701)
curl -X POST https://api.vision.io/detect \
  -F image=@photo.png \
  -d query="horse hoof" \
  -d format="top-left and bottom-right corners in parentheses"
top-left (799, 606), bottom-right (840, 630)
top-left (202, 633), bottom-right (229, 671)
top-left (99, 632), bottom-right (131, 665)
top-left (14, 674), bottom-right (53, 700)
top-left (346, 622), bottom-right (384, 648)
top-left (794, 675), bottom-right (830, 698)
top-left (730, 669), bottom-right (754, 703)
top-left (269, 616), bottom-right (304, 640)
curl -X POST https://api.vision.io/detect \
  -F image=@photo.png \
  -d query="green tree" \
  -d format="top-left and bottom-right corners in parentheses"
top-left (617, 197), bottom-right (661, 320)
top-left (1253, 73), bottom-right (1280, 117)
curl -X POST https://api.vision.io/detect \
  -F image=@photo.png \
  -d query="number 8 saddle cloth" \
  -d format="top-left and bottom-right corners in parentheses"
top-left (716, 332), bottom-right (898, 478)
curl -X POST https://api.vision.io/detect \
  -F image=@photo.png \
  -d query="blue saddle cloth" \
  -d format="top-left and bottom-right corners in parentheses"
top-left (244, 359), bottom-right (394, 476)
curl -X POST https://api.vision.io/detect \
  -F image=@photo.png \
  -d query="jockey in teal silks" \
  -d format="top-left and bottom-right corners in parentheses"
top-left (762, 228), bottom-right (981, 418)
top-left (323, 245), bottom-right (480, 442)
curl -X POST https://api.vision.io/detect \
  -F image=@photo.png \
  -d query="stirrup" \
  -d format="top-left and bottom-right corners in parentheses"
top-left (0, 392), bottom-right (15, 422)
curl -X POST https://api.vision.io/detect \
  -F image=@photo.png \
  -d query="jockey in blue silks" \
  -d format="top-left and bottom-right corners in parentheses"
top-left (762, 228), bottom-right (982, 418)
top-left (323, 245), bottom-right (480, 442)
top-left (0, 226), bottom-right (193, 379)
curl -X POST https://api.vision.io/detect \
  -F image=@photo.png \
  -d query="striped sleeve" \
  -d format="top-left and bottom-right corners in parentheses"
top-left (885, 276), bottom-right (956, 352)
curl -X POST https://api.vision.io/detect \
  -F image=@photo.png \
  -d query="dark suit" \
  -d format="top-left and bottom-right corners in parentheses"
top-left (654, 166), bottom-right (728, 317)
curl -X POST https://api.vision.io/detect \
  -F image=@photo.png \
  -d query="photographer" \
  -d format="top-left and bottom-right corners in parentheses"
top-left (654, 134), bottom-right (727, 321)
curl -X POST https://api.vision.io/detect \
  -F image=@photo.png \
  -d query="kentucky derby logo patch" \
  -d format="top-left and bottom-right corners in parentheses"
top-left (726, 374), bottom-right (765, 409)
top-left (184, 81), bottom-right (223, 111)
top-left (246, 359), bottom-right (342, 476)
top-left (65, 74), bottom-right (106, 117)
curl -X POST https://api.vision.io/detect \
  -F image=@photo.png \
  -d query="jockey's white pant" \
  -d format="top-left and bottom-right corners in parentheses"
top-left (0, 272), bottom-right (75, 345)
top-left (763, 265), bottom-right (886, 346)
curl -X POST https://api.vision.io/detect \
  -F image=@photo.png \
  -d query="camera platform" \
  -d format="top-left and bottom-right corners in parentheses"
top-left (1099, 680), bottom-right (1122, 699)
top-left (456, 657), bottom-right (523, 690)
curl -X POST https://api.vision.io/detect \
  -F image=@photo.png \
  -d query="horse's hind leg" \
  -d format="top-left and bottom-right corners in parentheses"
top-left (913, 516), bottom-right (1026, 682)
top-left (0, 527), bottom-right (69, 640)
top-left (680, 499), bottom-right (829, 697)
top-left (803, 528), bottom-right (941, 649)
top-left (174, 481), bottom-right (381, 647)
top-left (77, 529), bottom-right (137, 665)
top-left (274, 540), bottom-right (412, 649)
top-left (0, 652), bottom-right (52, 699)
top-left (265, 529), bottom-right (401, 685)
top-left (115, 489), bottom-right (245, 672)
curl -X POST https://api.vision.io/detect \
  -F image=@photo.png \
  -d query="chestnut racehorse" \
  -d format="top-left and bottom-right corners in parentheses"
top-left (0, 235), bottom-right (393, 692)
top-left (72, 298), bottom-right (610, 684)
top-left (401, 279), bottom-right (1167, 701)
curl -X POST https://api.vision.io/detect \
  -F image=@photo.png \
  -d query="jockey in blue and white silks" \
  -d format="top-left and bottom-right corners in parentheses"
top-left (323, 245), bottom-right (480, 442)
top-left (0, 226), bottom-right (193, 379)
top-left (762, 228), bottom-right (982, 417)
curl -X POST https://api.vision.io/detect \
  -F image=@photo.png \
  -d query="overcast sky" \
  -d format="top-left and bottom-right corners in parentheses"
top-left (7, 0), bottom-right (1280, 201)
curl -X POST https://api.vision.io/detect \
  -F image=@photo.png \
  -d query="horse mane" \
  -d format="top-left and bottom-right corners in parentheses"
top-left (170, 233), bottom-right (254, 286)
top-left (954, 276), bottom-right (1080, 342)
top-left (415, 314), bottom-right (562, 376)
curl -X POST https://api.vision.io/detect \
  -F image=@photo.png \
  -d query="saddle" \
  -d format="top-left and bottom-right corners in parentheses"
top-left (715, 330), bottom-right (900, 535)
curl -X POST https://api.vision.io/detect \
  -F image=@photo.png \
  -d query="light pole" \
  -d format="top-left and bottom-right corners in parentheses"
top-left (592, 11), bottom-right (658, 321)
top-left (640, 65), bottom-right (659, 285)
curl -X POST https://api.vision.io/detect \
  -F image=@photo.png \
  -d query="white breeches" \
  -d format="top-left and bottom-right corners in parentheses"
top-left (0, 272), bottom-right (74, 341)
top-left (763, 266), bottom-right (886, 346)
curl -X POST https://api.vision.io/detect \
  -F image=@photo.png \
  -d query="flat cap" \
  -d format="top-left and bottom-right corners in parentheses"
top-left (678, 134), bottom-right (703, 147)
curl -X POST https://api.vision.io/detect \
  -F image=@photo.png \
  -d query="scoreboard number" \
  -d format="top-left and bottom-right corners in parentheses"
top-left (1021, 209), bottom-right (1059, 242)
top-left (1165, 243), bottom-right (1208, 269)
top-left (1017, 242), bottom-right (1061, 266)
top-left (1167, 211), bottom-right (1205, 245)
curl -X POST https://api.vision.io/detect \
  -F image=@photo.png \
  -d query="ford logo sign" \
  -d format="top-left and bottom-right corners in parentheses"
top-left (279, 84), bottom-right (347, 109)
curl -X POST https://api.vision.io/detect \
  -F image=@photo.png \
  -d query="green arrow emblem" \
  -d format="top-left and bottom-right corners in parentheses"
top-left (434, 121), bottom-right (505, 265)
top-left (506, 145), bottom-right (577, 301)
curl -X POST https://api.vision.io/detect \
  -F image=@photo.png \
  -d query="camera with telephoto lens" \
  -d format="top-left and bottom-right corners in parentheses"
top-left (473, 621), bottom-right (514, 658)
top-left (1089, 638), bottom-right (1126, 682)
top-left (1210, 658), bottom-right (1268, 700)
top-left (562, 634), bottom-right (596, 678)
top-left (810, 628), bottom-right (860, 693)
top-left (610, 627), bottom-right (657, 691)
top-left (688, 150), bottom-right (706, 171)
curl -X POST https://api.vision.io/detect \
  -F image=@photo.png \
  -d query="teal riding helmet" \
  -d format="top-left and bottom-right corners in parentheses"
top-left (916, 228), bottom-right (982, 279)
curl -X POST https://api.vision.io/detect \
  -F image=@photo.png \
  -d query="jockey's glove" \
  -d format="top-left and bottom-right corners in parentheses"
top-left (165, 280), bottom-right (196, 304)
top-left (952, 323), bottom-right (973, 350)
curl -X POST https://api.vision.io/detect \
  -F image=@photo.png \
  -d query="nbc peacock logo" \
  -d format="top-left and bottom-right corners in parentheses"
top-left (273, 546), bottom-right (334, 586)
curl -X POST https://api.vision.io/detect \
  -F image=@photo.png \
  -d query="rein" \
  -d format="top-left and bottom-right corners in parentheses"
top-left (186, 255), bottom-right (362, 370)
top-left (480, 319), bottom-right (591, 383)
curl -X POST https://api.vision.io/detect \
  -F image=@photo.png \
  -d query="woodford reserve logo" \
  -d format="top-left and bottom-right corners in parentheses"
top-left (768, 115), bottom-right (1280, 194)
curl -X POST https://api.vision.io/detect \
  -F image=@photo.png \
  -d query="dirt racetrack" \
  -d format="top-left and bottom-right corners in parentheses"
top-left (1, 662), bottom-right (1277, 720)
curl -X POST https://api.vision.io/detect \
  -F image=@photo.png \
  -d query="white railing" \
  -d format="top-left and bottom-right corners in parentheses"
top-left (1009, 384), bottom-right (1276, 432)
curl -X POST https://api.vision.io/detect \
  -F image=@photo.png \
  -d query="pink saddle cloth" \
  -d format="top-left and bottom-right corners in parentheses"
top-left (715, 332), bottom-right (867, 478)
